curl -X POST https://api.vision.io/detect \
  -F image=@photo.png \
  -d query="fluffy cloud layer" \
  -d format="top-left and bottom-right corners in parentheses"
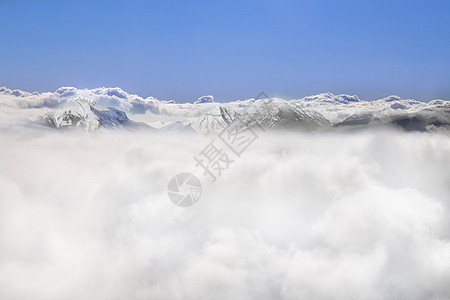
top-left (0, 86), bottom-right (227, 122)
top-left (0, 86), bottom-right (166, 113)
top-left (0, 128), bottom-right (449, 299)
top-left (2, 87), bottom-right (450, 136)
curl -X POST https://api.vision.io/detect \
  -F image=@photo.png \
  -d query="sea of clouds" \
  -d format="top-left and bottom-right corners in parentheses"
top-left (0, 127), bottom-right (449, 300)
top-left (0, 86), bottom-right (216, 119)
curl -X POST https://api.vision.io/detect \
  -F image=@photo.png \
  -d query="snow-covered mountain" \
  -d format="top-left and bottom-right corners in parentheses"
top-left (292, 94), bottom-right (450, 132)
top-left (182, 100), bottom-right (330, 134)
top-left (34, 97), bottom-right (153, 131)
top-left (1, 86), bottom-right (449, 134)
top-left (194, 95), bottom-right (215, 104)
top-left (178, 96), bottom-right (449, 134)
top-left (185, 106), bottom-right (238, 134)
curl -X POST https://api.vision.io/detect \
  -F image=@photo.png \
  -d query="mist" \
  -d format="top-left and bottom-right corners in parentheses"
top-left (0, 129), bottom-right (449, 299)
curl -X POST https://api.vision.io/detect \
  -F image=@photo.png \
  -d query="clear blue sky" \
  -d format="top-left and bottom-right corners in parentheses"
top-left (0, 0), bottom-right (449, 102)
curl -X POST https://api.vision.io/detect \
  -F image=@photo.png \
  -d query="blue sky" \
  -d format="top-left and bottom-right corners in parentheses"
top-left (0, 0), bottom-right (449, 102)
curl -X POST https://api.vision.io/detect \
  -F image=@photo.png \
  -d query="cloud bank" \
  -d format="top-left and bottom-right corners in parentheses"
top-left (0, 86), bottom-right (228, 123)
top-left (0, 128), bottom-right (449, 299)
top-left (0, 86), bottom-right (164, 113)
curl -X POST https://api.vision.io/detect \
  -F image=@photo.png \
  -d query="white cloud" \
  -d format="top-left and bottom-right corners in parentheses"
top-left (0, 128), bottom-right (449, 299)
top-left (1, 87), bottom-right (448, 130)
top-left (0, 86), bottom-right (164, 114)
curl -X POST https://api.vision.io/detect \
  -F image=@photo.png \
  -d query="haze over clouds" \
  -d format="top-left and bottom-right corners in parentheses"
top-left (0, 129), bottom-right (449, 299)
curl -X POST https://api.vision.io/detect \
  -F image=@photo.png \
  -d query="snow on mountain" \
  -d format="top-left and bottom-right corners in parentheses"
top-left (289, 93), bottom-right (442, 126)
top-left (210, 95), bottom-right (449, 133)
top-left (331, 98), bottom-right (450, 132)
top-left (158, 121), bottom-right (195, 133)
top-left (194, 95), bottom-right (215, 104)
top-left (34, 97), bottom-right (153, 131)
top-left (178, 99), bottom-right (331, 134)
top-left (1, 86), bottom-right (449, 133)
top-left (186, 105), bottom-right (238, 134)
top-left (237, 100), bottom-right (330, 132)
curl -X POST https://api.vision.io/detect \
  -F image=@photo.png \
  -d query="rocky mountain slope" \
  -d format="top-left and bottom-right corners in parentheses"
top-left (1, 86), bottom-right (449, 134)
top-left (34, 97), bottom-right (153, 131)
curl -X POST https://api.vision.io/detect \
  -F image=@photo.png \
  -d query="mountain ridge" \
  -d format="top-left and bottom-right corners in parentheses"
top-left (1, 86), bottom-right (449, 134)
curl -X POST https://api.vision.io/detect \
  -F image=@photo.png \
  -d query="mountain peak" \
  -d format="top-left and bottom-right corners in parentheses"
top-left (194, 95), bottom-right (214, 104)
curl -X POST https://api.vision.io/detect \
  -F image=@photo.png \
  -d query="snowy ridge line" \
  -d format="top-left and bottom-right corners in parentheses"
top-left (1, 86), bottom-right (449, 133)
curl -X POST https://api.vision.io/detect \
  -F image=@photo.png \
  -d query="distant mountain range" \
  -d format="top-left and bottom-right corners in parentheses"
top-left (34, 97), bottom-right (152, 131)
top-left (1, 86), bottom-right (449, 133)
